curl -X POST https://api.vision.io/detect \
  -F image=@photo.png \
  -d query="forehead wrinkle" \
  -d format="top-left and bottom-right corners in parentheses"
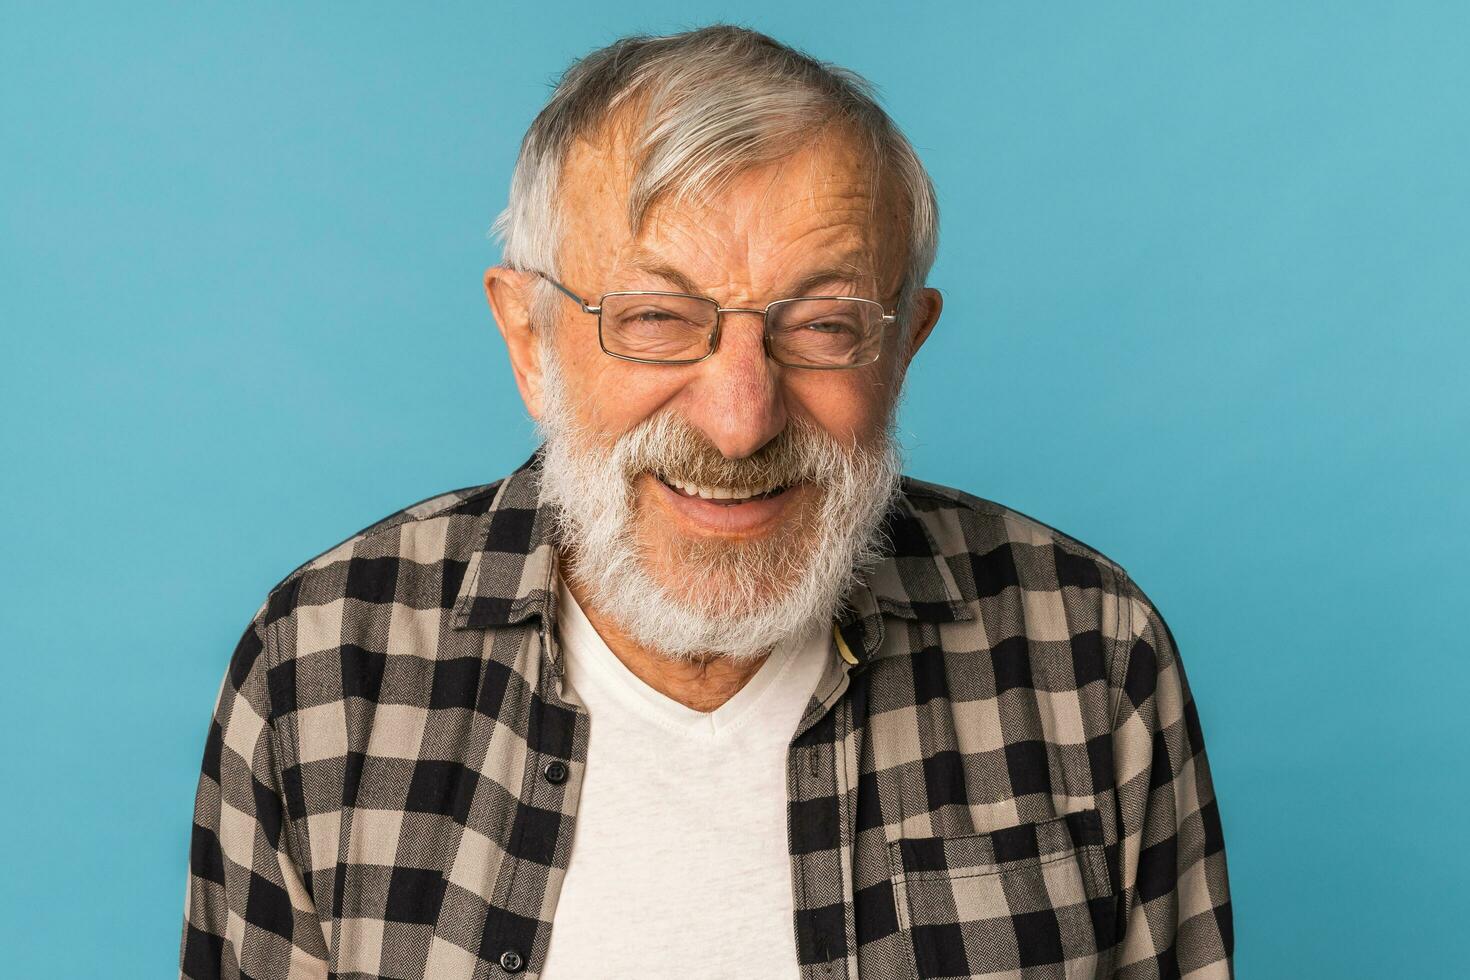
top-left (558, 119), bottom-right (912, 295)
top-left (614, 245), bottom-right (877, 304)
top-left (627, 213), bottom-right (751, 290)
top-left (600, 137), bottom-right (896, 301)
top-left (618, 247), bottom-right (702, 294)
top-left (633, 186), bottom-right (878, 274)
top-left (650, 138), bottom-right (878, 235)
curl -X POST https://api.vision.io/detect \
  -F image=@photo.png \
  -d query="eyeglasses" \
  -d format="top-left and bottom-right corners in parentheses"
top-left (532, 271), bottom-right (897, 369)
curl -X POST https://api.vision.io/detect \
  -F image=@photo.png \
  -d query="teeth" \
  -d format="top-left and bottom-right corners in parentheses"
top-left (663, 476), bottom-right (782, 500)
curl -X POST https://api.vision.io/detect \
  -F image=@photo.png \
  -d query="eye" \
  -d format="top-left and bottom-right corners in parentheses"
top-left (630, 309), bottom-right (681, 322)
top-left (785, 313), bottom-right (863, 336)
top-left (803, 318), bottom-right (856, 334)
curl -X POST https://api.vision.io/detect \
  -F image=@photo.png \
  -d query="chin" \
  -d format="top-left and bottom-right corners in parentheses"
top-left (635, 497), bottom-right (814, 607)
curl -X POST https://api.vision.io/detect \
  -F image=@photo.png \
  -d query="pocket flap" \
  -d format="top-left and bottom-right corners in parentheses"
top-left (894, 807), bottom-right (1104, 880)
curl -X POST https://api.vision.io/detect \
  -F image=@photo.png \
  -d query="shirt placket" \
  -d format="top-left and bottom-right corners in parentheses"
top-left (507, 614), bottom-right (589, 978)
top-left (787, 613), bottom-right (884, 980)
top-left (426, 609), bottom-right (588, 980)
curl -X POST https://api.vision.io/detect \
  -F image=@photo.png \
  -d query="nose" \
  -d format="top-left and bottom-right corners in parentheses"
top-left (683, 310), bottom-right (787, 459)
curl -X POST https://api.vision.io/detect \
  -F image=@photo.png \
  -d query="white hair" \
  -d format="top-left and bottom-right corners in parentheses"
top-left (492, 24), bottom-right (939, 332)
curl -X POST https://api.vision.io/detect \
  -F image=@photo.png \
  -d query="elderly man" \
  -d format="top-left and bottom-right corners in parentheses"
top-left (180, 25), bottom-right (1232, 980)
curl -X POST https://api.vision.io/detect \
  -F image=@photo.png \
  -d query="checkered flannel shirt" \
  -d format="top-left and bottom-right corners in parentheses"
top-left (180, 451), bottom-right (1233, 979)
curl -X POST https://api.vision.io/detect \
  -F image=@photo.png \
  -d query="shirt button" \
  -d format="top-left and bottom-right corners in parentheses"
top-left (542, 760), bottom-right (568, 784)
top-left (499, 949), bottom-right (525, 972)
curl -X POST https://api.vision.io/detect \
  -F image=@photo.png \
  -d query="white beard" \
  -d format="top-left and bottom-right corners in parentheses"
top-left (534, 343), bottom-right (902, 663)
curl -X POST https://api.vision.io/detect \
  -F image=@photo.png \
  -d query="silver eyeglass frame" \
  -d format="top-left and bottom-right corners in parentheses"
top-left (533, 271), bottom-right (897, 369)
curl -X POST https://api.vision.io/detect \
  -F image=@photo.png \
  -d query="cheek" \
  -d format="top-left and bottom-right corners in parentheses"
top-left (556, 337), bottom-right (688, 436)
top-left (782, 369), bottom-right (895, 442)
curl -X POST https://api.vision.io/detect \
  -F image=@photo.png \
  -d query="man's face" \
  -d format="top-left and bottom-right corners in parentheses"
top-left (549, 126), bottom-right (912, 469)
top-left (490, 125), bottom-right (939, 658)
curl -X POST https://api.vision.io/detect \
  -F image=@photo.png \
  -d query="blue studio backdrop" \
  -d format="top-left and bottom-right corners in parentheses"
top-left (2, 3), bottom-right (1466, 977)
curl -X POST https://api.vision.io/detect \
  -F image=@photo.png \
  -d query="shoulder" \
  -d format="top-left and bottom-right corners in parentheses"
top-left (249, 479), bottom-right (506, 635)
top-left (897, 475), bottom-right (1181, 716)
top-left (898, 475), bottom-right (1129, 590)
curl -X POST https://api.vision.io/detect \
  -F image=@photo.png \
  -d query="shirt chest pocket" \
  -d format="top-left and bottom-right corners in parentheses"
top-left (886, 808), bottom-right (1117, 979)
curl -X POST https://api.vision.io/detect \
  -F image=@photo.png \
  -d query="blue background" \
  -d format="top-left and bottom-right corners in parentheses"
top-left (3, 2), bottom-right (1466, 976)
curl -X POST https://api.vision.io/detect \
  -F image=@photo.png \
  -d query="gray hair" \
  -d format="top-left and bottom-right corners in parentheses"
top-left (492, 25), bottom-right (939, 332)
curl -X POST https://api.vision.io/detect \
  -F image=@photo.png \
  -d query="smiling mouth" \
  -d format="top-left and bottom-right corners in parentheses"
top-left (655, 472), bottom-right (792, 505)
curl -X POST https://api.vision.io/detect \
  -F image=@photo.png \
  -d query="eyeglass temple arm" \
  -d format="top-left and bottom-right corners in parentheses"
top-left (534, 271), bottom-right (600, 314)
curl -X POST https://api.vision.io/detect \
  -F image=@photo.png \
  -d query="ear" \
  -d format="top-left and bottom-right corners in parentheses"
top-left (484, 266), bottom-right (546, 419)
top-left (901, 286), bottom-right (943, 371)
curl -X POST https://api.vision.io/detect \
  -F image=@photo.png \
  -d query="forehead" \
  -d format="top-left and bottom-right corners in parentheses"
top-left (556, 123), bottom-right (907, 290)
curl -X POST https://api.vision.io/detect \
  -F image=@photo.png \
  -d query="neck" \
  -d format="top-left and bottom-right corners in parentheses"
top-left (561, 569), bottom-right (770, 713)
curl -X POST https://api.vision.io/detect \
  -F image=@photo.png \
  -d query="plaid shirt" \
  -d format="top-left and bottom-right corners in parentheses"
top-left (180, 451), bottom-right (1233, 979)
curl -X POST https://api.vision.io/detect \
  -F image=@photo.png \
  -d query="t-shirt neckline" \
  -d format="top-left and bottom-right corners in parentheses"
top-left (554, 574), bottom-right (821, 738)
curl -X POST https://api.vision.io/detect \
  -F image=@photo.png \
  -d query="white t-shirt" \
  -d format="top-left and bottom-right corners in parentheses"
top-left (541, 577), bottom-right (832, 979)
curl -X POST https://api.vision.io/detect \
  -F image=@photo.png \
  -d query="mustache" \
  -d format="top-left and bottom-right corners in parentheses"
top-left (612, 413), bottom-right (854, 491)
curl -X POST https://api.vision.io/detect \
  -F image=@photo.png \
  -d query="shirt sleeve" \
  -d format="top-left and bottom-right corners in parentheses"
top-left (1109, 578), bottom-right (1234, 979)
top-left (179, 610), bottom-right (330, 979)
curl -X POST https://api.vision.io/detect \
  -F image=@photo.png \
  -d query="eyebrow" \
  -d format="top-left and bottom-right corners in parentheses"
top-left (624, 249), bottom-right (876, 301)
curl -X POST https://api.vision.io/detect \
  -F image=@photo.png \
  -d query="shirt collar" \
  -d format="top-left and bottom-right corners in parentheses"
top-left (451, 448), bottom-right (973, 663)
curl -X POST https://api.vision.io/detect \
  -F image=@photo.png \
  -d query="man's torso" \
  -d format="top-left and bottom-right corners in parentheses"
top-left (182, 454), bottom-right (1232, 979)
